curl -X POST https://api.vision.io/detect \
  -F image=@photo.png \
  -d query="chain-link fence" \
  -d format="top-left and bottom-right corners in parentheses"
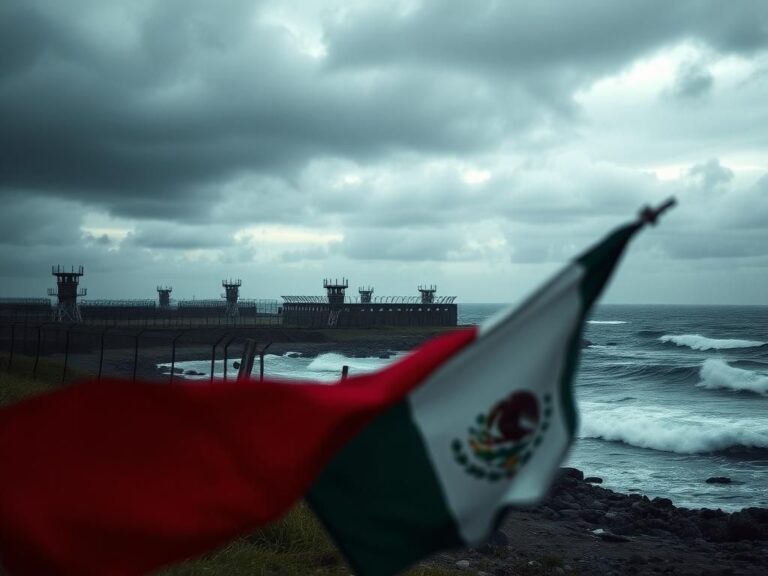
top-left (0, 299), bottom-right (281, 327)
top-left (0, 322), bottom-right (283, 385)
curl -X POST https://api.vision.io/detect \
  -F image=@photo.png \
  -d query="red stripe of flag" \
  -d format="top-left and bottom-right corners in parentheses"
top-left (0, 328), bottom-right (477, 576)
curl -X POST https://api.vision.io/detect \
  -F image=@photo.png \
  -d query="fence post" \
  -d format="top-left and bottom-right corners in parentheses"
top-left (61, 323), bottom-right (76, 384)
top-left (169, 332), bottom-right (184, 383)
top-left (259, 342), bottom-right (272, 382)
top-left (132, 328), bottom-right (148, 383)
top-left (97, 326), bottom-right (114, 383)
top-left (210, 332), bottom-right (230, 383)
top-left (32, 323), bottom-right (47, 380)
top-left (238, 339), bottom-right (258, 381)
top-left (223, 336), bottom-right (237, 383)
top-left (7, 324), bottom-right (15, 372)
top-left (341, 365), bottom-right (349, 381)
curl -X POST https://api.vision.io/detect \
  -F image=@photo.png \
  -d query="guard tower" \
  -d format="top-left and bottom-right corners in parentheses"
top-left (358, 286), bottom-right (374, 304)
top-left (324, 278), bottom-right (348, 307)
top-left (222, 279), bottom-right (241, 318)
top-left (324, 278), bottom-right (348, 327)
top-left (49, 265), bottom-right (86, 322)
top-left (418, 284), bottom-right (437, 304)
top-left (157, 286), bottom-right (172, 309)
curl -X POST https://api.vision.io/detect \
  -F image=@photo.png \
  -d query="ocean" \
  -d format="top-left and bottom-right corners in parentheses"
top-left (162, 304), bottom-right (768, 512)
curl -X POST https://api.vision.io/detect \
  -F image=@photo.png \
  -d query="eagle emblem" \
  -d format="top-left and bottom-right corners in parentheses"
top-left (451, 391), bottom-right (552, 482)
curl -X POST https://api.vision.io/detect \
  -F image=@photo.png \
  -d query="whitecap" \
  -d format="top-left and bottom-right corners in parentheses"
top-left (306, 352), bottom-right (398, 374)
top-left (578, 402), bottom-right (768, 454)
top-left (659, 334), bottom-right (765, 351)
top-left (697, 359), bottom-right (768, 395)
top-left (588, 320), bottom-right (627, 325)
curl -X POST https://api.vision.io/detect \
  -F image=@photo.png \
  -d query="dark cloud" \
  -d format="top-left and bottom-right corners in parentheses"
top-left (670, 61), bottom-right (714, 99)
top-left (0, 1), bottom-right (766, 303)
top-left (327, 2), bottom-right (768, 75)
top-left (687, 159), bottom-right (734, 191)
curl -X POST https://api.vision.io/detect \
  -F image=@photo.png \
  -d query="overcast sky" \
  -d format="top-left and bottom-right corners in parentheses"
top-left (1, 0), bottom-right (767, 304)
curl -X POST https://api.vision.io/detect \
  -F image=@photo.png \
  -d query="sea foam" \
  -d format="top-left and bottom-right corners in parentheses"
top-left (659, 334), bottom-right (766, 351)
top-left (697, 359), bottom-right (768, 395)
top-left (579, 402), bottom-right (768, 454)
top-left (306, 352), bottom-right (397, 374)
top-left (588, 320), bottom-right (627, 325)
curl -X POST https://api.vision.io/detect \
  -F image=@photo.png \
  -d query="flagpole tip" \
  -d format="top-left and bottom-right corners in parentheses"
top-left (639, 197), bottom-right (676, 226)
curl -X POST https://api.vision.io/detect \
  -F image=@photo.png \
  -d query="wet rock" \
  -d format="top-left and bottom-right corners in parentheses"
top-left (454, 559), bottom-right (471, 570)
top-left (593, 528), bottom-right (630, 543)
top-left (584, 476), bottom-right (603, 484)
top-left (580, 509), bottom-right (602, 523)
top-left (727, 511), bottom-right (766, 541)
top-left (652, 497), bottom-right (674, 509)
top-left (560, 467), bottom-right (584, 481)
top-left (232, 361), bottom-right (241, 369)
top-left (581, 339), bottom-right (592, 348)
top-left (705, 476), bottom-right (732, 484)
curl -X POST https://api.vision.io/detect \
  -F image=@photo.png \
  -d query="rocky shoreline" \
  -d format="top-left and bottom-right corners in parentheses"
top-left (429, 467), bottom-right (767, 575)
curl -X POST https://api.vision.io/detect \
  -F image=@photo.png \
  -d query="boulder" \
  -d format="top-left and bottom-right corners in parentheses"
top-left (727, 511), bottom-right (766, 541)
top-left (584, 476), bottom-right (603, 484)
top-left (560, 467), bottom-right (584, 481)
top-left (705, 476), bottom-right (732, 484)
top-left (651, 497), bottom-right (674, 509)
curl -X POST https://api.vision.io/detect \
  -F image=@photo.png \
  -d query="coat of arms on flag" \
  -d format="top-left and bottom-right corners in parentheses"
top-left (451, 391), bottom-right (552, 482)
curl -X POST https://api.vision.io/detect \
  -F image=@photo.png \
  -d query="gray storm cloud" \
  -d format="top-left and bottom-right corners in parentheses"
top-left (1, 0), bottom-right (767, 303)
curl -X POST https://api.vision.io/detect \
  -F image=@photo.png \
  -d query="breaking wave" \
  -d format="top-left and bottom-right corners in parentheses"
top-left (659, 334), bottom-right (766, 351)
top-left (697, 359), bottom-right (768, 395)
top-left (579, 403), bottom-right (768, 455)
top-left (588, 320), bottom-right (627, 325)
top-left (306, 352), bottom-right (397, 374)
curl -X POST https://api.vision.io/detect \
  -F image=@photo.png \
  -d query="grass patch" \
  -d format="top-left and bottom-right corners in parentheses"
top-left (0, 353), bottom-right (88, 406)
top-left (159, 504), bottom-right (463, 576)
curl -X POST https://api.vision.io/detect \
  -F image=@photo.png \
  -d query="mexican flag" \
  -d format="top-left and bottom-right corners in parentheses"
top-left (0, 207), bottom-right (668, 576)
top-left (307, 218), bottom-right (650, 576)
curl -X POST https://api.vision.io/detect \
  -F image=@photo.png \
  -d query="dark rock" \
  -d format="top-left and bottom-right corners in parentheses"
top-left (232, 361), bottom-right (241, 369)
top-left (600, 532), bottom-right (631, 543)
top-left (706, 476), bottom-right (732, 484)
top-left (700, 519), bottom-right (729, 542)
top-left (560, 510), bottom-right (581, 520)
top-left (581, 339), bottom-right (593, 348)
top-left (699, 508), bottom-right (727, 520)
top-left (172, 367), bottom-right (184, 374)
top-left (584, 476), bottom-right (603, 484)
top-left (652, 497), bottom-right (674, 509)
top-left (727, 511), bottom-right (766, 541)
top-left (580, 509), bottom-right (602, 523)
top-left (560, 468), bottom-right (584, 481)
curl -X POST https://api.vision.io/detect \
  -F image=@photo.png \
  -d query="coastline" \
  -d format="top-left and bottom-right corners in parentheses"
top-left (429, 468), bottom-right (767, 575)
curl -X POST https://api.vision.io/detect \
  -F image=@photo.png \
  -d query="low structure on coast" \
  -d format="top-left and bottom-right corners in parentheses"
top-left (0, 267), bottom-right (458, 328)
top-left (281, 279), bottom-right (457, 328)
top-left (0, 266), bottom-right (278, 325)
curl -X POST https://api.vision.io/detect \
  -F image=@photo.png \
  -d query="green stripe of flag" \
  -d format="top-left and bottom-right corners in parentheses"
top-left (308, 401), bottom-right (461, 576)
